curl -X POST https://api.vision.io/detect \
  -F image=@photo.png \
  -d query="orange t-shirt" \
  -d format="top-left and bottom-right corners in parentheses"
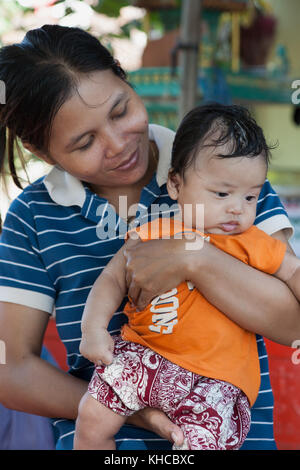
top-left (122, 219), bottom-right (286, 405)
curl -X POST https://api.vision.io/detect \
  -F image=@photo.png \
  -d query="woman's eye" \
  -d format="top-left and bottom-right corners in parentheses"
top-left (78, 136), bottom-right (94, 152)
top-left (112, 104), bottom-right (128, 120)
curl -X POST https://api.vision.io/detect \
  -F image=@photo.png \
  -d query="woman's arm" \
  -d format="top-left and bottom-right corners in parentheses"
top-left (0, 302), bottom-right (87, 419)
top-left (274, 244), bottom-right (300, 302)
top-left (124, 229), bottom-right (300, 347)
top-left (0, 301), bottom-right (185, 446)
top-left (187, 229), bottom-right (300, 346)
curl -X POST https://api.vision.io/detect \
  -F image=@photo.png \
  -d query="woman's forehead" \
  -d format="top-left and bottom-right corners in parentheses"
top-left (59, 69), bottom-right (127, 117)
top-left (72, 69), bottom-right (124, 107)
top-left (50, 70), bottom-right (128, 145)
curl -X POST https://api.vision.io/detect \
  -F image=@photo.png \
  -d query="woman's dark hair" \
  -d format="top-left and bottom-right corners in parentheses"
top-left (0, 24), bottom-right (127, 189)
top-left (171, 102), bottom-right (275, 178)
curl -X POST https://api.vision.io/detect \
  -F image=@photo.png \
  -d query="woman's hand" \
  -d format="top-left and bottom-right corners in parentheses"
top-left (124, 236), bottom-right (197, 310)
top-left (126, 407), bottom-right (185, 447)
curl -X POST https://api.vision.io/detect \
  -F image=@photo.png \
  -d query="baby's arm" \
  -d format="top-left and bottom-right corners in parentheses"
top-left (79, 240), bottom-right (131, 366)
top-left (274, 251), bottom-right (300, 302)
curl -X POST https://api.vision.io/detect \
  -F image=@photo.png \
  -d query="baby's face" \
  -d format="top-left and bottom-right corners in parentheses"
top-left (168, 143), bottom-right (267, 235)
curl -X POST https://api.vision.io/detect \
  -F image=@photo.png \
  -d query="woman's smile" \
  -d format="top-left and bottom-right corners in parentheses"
top-left (110, 149), bottom-right (139, 172)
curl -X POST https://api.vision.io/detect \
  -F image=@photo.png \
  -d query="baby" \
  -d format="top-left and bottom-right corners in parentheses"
top-left (74, 103), bottom-right (300, 450)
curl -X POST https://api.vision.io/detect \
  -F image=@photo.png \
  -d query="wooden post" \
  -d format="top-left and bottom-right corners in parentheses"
top-left (231, 12), bottom-right (240, 73)
top-left (178, 0), bottom-right (202, 122)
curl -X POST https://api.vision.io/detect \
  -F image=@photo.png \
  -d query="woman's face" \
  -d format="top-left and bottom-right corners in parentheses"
top-left (46, 69), bottom-right (149, 195)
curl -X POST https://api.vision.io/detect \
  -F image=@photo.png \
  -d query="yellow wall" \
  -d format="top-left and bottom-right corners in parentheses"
top-left (249, 0), bottom-right (300, 175)
top-left (268, 0), bottom-right (300, 77)
top-left (252, 103), bottom-right (300, 173)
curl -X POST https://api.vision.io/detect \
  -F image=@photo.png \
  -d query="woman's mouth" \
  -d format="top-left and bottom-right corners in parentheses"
top-left (113, 150), bottom-right (139, 171)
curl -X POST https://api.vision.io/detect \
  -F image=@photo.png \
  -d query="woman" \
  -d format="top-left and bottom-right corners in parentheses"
top-left (0, 24), bottom-right (298, 451)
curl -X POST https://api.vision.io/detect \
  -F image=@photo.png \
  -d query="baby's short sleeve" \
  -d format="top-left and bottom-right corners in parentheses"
top-left (244, 226), bottom-right (287, 274)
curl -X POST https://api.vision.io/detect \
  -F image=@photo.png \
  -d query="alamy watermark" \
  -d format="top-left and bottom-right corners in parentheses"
top-left (95, 197), bottom-right (205, 251)
top-left (0, 80), bottom-right (5, 104)
top-left (291, 340), bottom-right (300, 365)
top-left (0, 340), bottom-right (6, 364)
top-left (291, 80), bottom-right (300, 104)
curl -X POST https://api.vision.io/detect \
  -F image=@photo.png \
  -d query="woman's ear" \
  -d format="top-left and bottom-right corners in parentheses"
top-left (22, 141), bottom-right (55, 165)
top-left (167, 169), bottom-right (182, 200)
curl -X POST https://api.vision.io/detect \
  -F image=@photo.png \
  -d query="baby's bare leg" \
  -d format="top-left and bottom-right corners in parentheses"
top-left (74, 392), bottom-right (127, 450)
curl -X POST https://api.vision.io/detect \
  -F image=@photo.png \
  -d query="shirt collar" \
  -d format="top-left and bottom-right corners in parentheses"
top-left (43, 124), bottom-right (175, 208)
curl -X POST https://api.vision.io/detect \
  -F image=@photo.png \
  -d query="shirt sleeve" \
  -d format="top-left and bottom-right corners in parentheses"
top-left (255, 179), bottom-right (294, 238)
top-left (0, 194), bottom-right (56, 314)
top-left (245, 226), bottom-right (287, 274)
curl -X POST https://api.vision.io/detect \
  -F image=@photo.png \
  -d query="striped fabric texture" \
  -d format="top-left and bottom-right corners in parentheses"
top-left (0, 125), bottom-right (293, 450)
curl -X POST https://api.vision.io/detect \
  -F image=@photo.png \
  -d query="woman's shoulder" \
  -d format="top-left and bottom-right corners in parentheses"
top-left (21, 176), bottom-right (49, 196)
top-left (5, 176), bottom-right (53, 226)
top-left (10, 176), bottom-right (51, 207)
top-left (1, 177), bottom-right (51, 242)
top-left (255, 179), bottom-right (293, 239)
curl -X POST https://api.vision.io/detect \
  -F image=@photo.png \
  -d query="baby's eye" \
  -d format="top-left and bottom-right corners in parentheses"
top-left (216, 192), bottom-right (229, 198)
top-left (245, 195), bottom-right (256, 202)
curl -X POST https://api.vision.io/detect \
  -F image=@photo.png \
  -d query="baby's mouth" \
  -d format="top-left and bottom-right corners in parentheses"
top-left (220, 222), bottom-right (239, 232)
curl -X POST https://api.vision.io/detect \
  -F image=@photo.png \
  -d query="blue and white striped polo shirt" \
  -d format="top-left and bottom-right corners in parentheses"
top-left (0, 124), bottom-right (293, 450)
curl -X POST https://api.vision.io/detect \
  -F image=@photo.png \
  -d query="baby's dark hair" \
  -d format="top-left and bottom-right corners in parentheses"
top-left (171, 103), bottom-right (274, 178)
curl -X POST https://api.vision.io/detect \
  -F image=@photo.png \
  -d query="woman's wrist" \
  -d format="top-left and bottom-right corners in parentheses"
top-left (184, 236), bottom-right (211, 282)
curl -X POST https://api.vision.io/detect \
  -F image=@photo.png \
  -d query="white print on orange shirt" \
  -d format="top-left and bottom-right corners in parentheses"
top-left (149, 282), bottom-right (195, 335)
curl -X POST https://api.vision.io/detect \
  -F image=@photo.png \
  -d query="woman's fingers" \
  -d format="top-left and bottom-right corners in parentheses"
top-left (124, 237), bottom-right (189, 308)
top-left (126, 269), bottom-right (156, 310)
top-left (124, 239), bottom-right (144, 306)
top-left (133, 287), bottom-right (153, 311)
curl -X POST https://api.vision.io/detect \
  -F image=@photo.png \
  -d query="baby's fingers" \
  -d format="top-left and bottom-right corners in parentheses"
top-left (96, 349), bottom-right (114, 366)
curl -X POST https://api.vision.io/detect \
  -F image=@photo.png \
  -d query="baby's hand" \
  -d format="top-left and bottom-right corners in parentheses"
top-left (79, 327), bottom-right (114, 366)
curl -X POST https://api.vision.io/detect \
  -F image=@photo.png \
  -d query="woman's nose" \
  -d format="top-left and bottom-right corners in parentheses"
top-left (104, 131), bottom-right (126, 159)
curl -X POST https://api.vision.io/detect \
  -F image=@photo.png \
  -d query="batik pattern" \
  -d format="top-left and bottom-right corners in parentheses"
top-left (88, 335), bottom-right (251, 449)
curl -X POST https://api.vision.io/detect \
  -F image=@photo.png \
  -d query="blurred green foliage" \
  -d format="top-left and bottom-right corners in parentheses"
top-left (0, 0), bottom-right (29, 43)
top-left (0, 0), bottom-right (182, 45)
top-left (92, 0), bottom-right (130, 17)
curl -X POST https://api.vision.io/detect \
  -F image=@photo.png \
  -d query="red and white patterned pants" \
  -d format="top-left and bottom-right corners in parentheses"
top-left (88, 335), bottom-right (251, 450)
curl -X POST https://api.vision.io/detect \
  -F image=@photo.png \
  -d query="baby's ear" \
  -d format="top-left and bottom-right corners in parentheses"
top-left (167, 169), bottom-right (182, 200)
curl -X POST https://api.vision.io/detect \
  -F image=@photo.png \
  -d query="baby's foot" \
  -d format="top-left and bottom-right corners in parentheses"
top-left (172, 437), bottom-right (189, 450)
